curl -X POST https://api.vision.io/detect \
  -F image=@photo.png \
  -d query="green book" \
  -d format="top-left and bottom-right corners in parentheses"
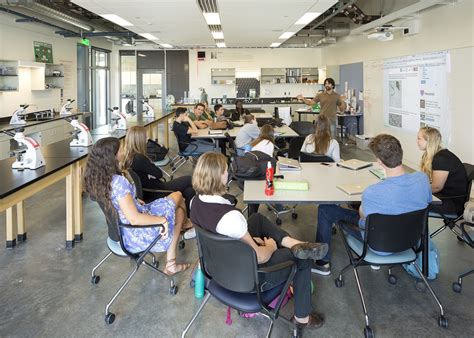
top-left (369, 168), bottom-right (386, 180)
top-left (274, 179), bottom-right (309, 191)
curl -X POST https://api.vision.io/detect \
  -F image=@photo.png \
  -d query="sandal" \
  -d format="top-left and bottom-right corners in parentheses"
top-left (164, 258), bottom-right (190, 276)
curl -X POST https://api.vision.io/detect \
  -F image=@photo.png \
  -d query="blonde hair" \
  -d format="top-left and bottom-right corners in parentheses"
top-left (419, 127), bottom-right (442, 181)
top-left (192, 152), bottom-right (228, 196)
top-left (121, 126), bottom-right (148, 170)
top-left (308, 115), bottom-right (331, 154)
top-left (250, 124), bottom-right (274, 147)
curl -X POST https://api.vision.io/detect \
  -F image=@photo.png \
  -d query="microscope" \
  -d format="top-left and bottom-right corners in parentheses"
top-left (9, 104), bottom-right (29, 125)
top-left (3, 128), bottom-right (46, 170)
top-left (69, 117), bottom-right (93, 147)
top-left (109, 107), bottom-right (128, 130)
top-left (60, 99), bottom-right (75, 116)
top-left (142, 99), bottom-right (155, 118)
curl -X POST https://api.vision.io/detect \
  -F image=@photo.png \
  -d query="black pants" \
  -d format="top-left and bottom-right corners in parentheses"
top-left (248, 213), bottom-right (312, 318)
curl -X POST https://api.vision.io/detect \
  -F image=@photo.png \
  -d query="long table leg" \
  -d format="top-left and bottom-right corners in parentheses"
top-left (164, 117), bottom-right (170, 148)
top-left (16, 201), bottom-right (26, 242)
top-left (66, 168), bottom-right (75, 249)
top-left (74, 163), bottom-right (83, 242)
top-left (6, 207), bottom-right (17, 248)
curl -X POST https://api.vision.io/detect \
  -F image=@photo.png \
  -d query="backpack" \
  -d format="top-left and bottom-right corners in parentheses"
top-left (146, 139), bottom-right (168, 162)
top-left (402, 238), bottom-right (440, 280)
top-left (229, 151), bottom-right (276, 180)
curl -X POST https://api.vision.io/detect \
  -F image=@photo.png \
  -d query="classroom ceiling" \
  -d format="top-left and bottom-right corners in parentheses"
top-left (71, 0), bottom-right (338, 48)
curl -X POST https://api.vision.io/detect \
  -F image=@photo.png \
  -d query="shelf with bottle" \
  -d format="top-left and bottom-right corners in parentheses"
top-left (0, 60), bottom-right (19, 92)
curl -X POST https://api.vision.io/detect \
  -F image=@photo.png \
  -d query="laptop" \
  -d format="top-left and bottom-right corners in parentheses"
top-left (336, 182), bottom-right (370, 195)
top-left (337, 159), bottom-right (372, 170)
top-left (256, 117), bottom-right (274, 127)
top-left (277, 156), bottom-right (301, 171)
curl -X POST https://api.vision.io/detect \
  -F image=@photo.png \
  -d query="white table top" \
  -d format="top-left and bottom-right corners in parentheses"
top-left (192, 122), bottom-right (299, 139)
top-left (243, 162), bottom-right (441, 205)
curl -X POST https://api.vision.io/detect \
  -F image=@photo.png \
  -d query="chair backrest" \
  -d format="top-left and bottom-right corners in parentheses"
top-left (299, 152), bottom-right (335, 163)
top-left (126, 169), bottom-right (144, 201)
top-left (463, 163), bottom-right (474, 203)
top-left (289, 121), bottom-right (314, 136)
top-left (224, 132), bottom-right (237, 154)
top-left (195, 226), bottom-right (259, 293)
top-left (172, 128), bottom-right (189, 153)
top-left (96, 200), bottom-right (121, 242)
top-left (288, 136), bottom-right (305, 160)
top-left (365, 208), bottom-right (429, 253)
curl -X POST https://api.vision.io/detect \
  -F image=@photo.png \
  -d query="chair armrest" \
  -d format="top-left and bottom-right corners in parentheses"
top-left (119, 223), bottom-right (165, 231)
top-left (142, 187), bottom-right (174, 194)
top-left (436, 192), bottom-right (468, 200)
top-left (339, 221), bottom-right (366, 233)
top-left (258, 260), bottom-right (295, 274)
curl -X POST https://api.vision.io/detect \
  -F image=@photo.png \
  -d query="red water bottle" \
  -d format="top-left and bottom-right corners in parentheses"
top-left (265, 161), bottom-right (274, 196)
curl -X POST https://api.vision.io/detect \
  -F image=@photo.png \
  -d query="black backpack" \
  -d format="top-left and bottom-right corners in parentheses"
top-left (146, 139), bottom-right (168, 162)
top-left (229, 151), bottom-right (276, 180)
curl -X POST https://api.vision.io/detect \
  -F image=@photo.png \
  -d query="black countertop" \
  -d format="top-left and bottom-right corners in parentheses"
top-left (0, 112), bottom-right (85, 132)
top-left (209, 97), bottom-right (311, 105)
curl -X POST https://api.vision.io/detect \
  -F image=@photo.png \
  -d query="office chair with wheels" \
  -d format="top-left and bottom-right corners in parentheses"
top-left (169, 129), bottom-right (201, 174)
top-left (224, 132), bottom-right (238, 157)
top-left (90, 200), bottom-right (178, 325)
top-left (288, 121), bottom-right (314, 137)
top-left (451, 219), bottom-right (474, 293)
top-left (334, 208), bottom-right (447, 338)
top-left (430, 163), bottom-right (474, 239)
top-left (299, 152), bottom-right (335, 163)
top-left (182, 226), bottom-right (298, 338)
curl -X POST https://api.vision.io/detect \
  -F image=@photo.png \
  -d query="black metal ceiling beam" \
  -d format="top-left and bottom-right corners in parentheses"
top-left (56, 31), bottom-right (136, 38)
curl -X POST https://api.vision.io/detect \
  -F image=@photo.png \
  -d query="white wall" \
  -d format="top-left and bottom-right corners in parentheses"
top-left (0, 12), bottom-right (113, 118)
top-left (321, 1), bottom-right (474, 168)
top-left (188, 48), bottom-right (323, 101)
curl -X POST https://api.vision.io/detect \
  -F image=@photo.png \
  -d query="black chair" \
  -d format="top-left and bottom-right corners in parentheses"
top-left (451, 218), bottom-right (474, 293)
top-left (181, 226), bottom-right (298, 338)
top-left (277, 136), bottom-right (305, 160)
top-left (299, 152), bottom-right (335, 163)
top-left (335, 208), bottom-right (447, 338)
top-left (289, 121), bottom-right (314, 137)
top-left (224, 132), bottom-right (237, 157)
top-left (169, 128), bottom-right (201, 173)
top-left (90, 200), bottom-right (177, 325)
top-left (430, 163), bottom-right (474, 239)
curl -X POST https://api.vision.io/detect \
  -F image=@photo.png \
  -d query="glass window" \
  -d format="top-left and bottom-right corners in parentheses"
top-left (120, 51), bottom-right (137, 114)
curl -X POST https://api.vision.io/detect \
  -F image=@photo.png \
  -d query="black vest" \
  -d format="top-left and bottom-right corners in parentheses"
top-left (190, 196), bottom-right (238, 233)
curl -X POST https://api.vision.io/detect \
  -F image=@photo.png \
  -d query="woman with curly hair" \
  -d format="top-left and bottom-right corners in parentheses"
top-left (84, 137), bottom-right (190, 276)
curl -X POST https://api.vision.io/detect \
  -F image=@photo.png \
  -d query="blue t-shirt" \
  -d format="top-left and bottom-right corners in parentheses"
top-left (360, 172), bottom-right (432, 254)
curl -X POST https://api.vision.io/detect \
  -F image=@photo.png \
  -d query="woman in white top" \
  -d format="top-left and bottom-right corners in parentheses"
top-left (235, 114), bottom-right (260, 152)
top-left (300, 115), bottom-right (340, 162)
top-left (250, 124), bottom-right (275, 157)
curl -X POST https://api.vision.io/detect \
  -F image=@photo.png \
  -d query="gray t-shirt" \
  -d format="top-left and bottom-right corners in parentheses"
top-left (235, 123), bottom-right (260, 148)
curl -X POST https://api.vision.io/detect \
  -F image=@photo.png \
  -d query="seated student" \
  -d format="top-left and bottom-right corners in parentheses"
top-left (230, 100), bottom-right (250, 121)
top-left (189, 103), bottom-right (212, 129)
top-left (300, 115), bottom-right (340, 162)
top-left (190, 152), bottom-right (329, 329)
top-left (313, 134), bottom-right (432, 275)
top-left (173, 107), bottom-right (217, 154)
top-left (84, 137), bottom-right (190, 276)
top-left (121, 126), bottom-right (196, 218)
top-left (235, 114), bottom-right (260, 155)
top-left (213, 104), bottom-right (228, 121)
top-left (417, 126), bottom-right (469, 215)
top-left (250, 124), bottom-right (275, 157)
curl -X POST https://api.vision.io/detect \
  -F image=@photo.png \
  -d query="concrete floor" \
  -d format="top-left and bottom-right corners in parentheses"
top-left (0, 138), bottom-right (473, 338)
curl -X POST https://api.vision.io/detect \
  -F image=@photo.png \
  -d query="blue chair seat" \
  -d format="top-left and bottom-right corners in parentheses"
top-left (346, 235), bottom-right (416, 265)
top-left (153, 158), bottom-right (170, 167)
top-left (208, 280), bottom-right (284, 313)
top-left (107, 237), bottom-right (127, 257)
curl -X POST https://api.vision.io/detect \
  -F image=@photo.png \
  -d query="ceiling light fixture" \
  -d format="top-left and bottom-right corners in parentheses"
top-left (212, 31), bottom-right (224, 39)
top-left (270, 42), bottom-right (281, 48)
top-left (279, 32), bottom-right (295, 39)
top-left (100, 14), bottom-right (134, 27)
top-left (216, 42), bottom-right (226, 48)
top-left (203, 12), bottom-right (221, 25)
top-left (295, 12), bottom-right (321, 25)
top-left (139, 33), bottom-right (159, 41)
top-left (160, 43), bottom-right (173, 48)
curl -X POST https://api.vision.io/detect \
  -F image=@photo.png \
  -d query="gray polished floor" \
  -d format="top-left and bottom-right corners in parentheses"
top-left (0, 136), bottom-right (473, 338)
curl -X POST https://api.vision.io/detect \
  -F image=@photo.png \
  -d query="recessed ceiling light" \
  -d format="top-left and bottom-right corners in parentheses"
top-left (160, 43), bottom-right (173, 48)
top-left (212, 32), bottom-right (224, 39)
top-left (295, 12), bottom-right (321, 25)
top-left (203, 12), bottom-right (221, 25)
top-left (216, 42), bottom-right (226, 48)
top-left (270, 42), bottom-right (281, 48)
top-left (100, 14), bottom-right (133, 27)
top-left (140, 33), bottom-right (159, 41)
top-left (279, 32), bottom-right (295, 39)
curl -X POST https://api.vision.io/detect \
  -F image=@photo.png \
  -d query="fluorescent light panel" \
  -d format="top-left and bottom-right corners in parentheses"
top-left (140, 33), bottom-right (159, 41)
top-left (212, 31), bottom-right (224, 39)
top-left (270, 42), bottom-right (281, 48)
top-left (279, 32), bottom-right (295, 39)
top-left (295, 12), bottom-right (321, 25)
top-left (100, 14), bottom-right (133, 27)
top-left (160, 43), bottom-right (173, 48)
top-left (216, 42), bottom-right (226, 48)
top-left (203, 12), bottom-right (221, 25)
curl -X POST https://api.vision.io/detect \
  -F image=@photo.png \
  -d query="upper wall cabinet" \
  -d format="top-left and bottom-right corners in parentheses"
top-left (261, 68), bottom-right (286, 84)
top-left (0, 60), bottom-right (19, 92)
top-left (261, 67), bottom-right (320, 85)
top-left (44, 64), bottom-right (64, 90)
top-left (211, 68), bottom-right (235, 85)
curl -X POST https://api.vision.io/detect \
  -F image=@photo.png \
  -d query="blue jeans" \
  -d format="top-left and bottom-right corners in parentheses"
top-left (316, 204), bottom-right (360, 263)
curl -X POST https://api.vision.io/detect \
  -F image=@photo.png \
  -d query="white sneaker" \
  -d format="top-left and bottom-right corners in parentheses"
top-left (370, 265), bottom-right (380, 271)
top-left (183, 228), bottom-right (196, 240)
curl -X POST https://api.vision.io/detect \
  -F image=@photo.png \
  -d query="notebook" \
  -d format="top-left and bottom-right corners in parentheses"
top-left (336, 183), bottom-right (370, 195)
top-left (208, 130), bottom-right (223, 135)
top-left (277, 156), bottom-right (301, 171)
top-left (274, 179), bottom-right (309, 191)
top-left (369, 168), bottom-right (386, 180)
top-left (337, 159), bottom-right (372, 170)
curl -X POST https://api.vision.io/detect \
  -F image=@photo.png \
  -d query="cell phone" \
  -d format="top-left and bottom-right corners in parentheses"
top-left (274, 175), bottom-right (284, 179)
top-left (320, 162), bottom-right (330, 166)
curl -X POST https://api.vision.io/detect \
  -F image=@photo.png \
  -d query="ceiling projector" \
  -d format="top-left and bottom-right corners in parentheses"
top-left (368, 31), bottom-right (393, 41)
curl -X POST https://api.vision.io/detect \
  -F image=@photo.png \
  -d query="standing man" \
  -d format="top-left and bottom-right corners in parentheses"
top-left (189, 103), bottom-right (212, 129)
top-left (297, 78), bottom-right (346, 137)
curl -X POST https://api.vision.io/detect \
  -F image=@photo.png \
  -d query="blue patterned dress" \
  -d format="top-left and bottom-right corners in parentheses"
top-left (110, 175), bottom-right (175, 253)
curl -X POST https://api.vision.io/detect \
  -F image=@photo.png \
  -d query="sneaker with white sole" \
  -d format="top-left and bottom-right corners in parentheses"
top-left (370, 265), bottom-right (380, 271)
top-left (311, 260), bottom-right (331, 275)
top-left (183, 228), bottom-right (196, 240)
